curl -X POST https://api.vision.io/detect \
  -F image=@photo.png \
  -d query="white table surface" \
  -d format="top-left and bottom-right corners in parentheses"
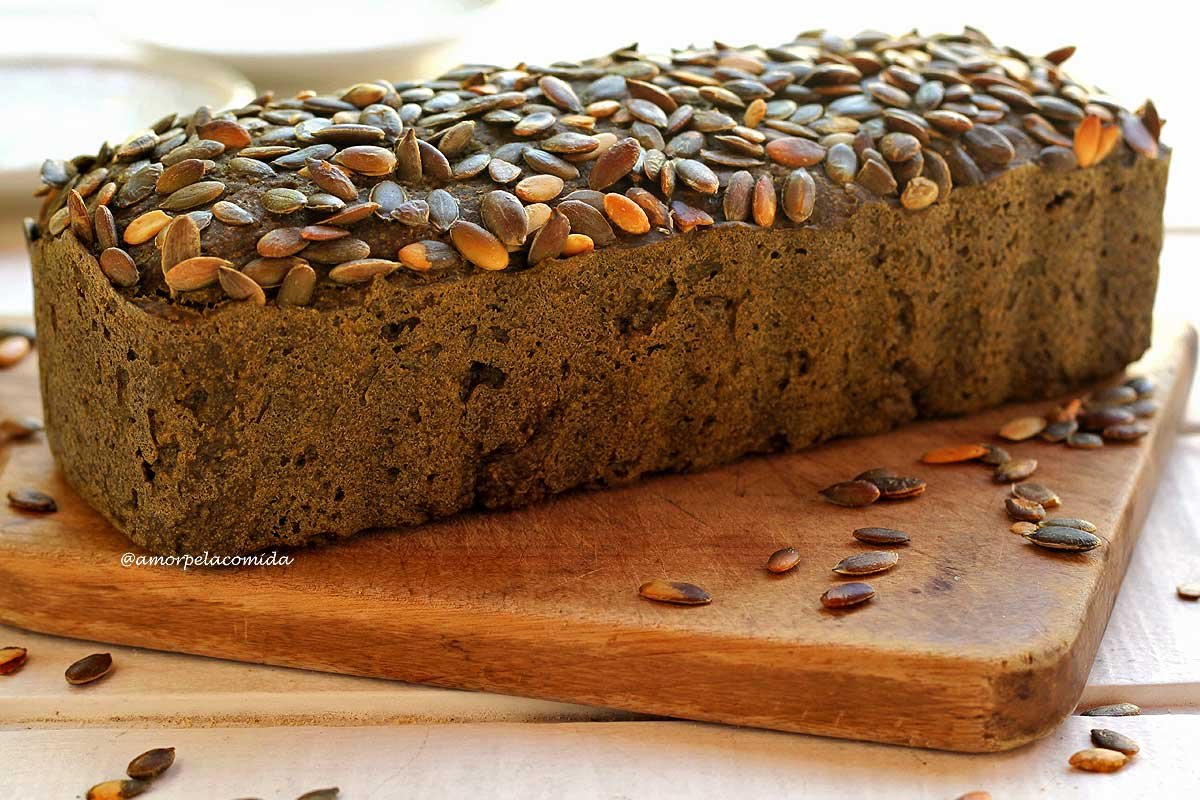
top-left (0, 233), bottom-right (1197, 798)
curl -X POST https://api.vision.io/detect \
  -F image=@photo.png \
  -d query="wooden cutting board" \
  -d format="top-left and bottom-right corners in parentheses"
top-left (0, 321), bottom-right (1194, 753)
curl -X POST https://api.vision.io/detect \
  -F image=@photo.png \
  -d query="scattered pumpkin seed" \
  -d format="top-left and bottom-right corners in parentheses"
top-left (852, 527), bottom-right (910, 545)
top-left (1039, 518), bottom-right (1097, 533)
top-left (1006, 497), bottom-right (1045, 522)
top-left (1024, 526), bottom-right (1102, 552)
top-left (7, 488), bottom-right (56, 512)
top-left (1067, 432), bottom-right (1104, 449)
top-left (994, 458), bottom-right (1037, 482)
top-left (1012, 483), bottom-right (1060, 508)
top-left (85, 779), bottom-right (149, 800)
top-left (638, 580), bottom-right (712, 606)
top-left (766, 547), bottom-right (800, 574)
top-left (1090, 729), bottom-right (1139, 756)
top-left (0, 646), bottom-right (28, 675)
top-left (833, 550), bottom-right (899, 576)
top-left (1176, 582), bottom-right (1200, 600)
top-left (821, 582), bottom-right (875, 609)
top-left (0, 417), bottom-right (43, 441)
top-left (66, 652), bottom-right (113, 685)
top-left (1010, 521), bottom-right (1038, 535)
top-left (1081, 702), bottom-right (1141, 717)
top-left (126, 747), bottom-right (176, 781)
top-left (819, 479), bottom-right (881, 507)
top-left (999, 416), bottom-right (1047, 441)
top-left (1069, 748), bottom-right (1127, 773)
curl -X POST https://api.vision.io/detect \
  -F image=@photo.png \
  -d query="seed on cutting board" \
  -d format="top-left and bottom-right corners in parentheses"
top-left (1012, 483), bottom-right (1060, 508)
top-left (1010, 521), bottom-right (1038, 535)
top-left (833, 550), bottom-right (899, 576)
top-left (297, 789), bottom-right (340, 800)
top-left (126, 747), bottom-right (176, 781)
top-left (0, 416), bottom-right (43, 440)
top-left (1124, 376), bottom-right (1155, 398)
top-left (1069, 748), bottom-right (1127, 773)
top-left (1040, 517), bottom-right (1097, 533)
top-left (819, 480), bottom-right (881, 507)
top-left (1039, 419), bottom-right (1078, 443)
top-left (921, 444), bottom-right (988, 464)
top-left (0, 646), bottom-right (28, 675)
top-left (998, 416), bottom-right (1047, 441)
top-left (994, 458), bottom-right (1037, 482)
top-left (1176, 582), bottom-right (1200, 600)
top-left (854, 467), bottom-right (897, 481)
top-left (853, 527), bottom-right (910, 545)
top-left (979, 445), bottom-right (1011, 465)
top-left (1067, 432), bottom-right (1104, 449)
top-left (1024, 526), bottom-right (1102, 552)
top-left (66, 652), bottom-right (113, 685)
top-left (869, 475), bottom-right (926, 499)
top-left (7, 488), bottom-right (57, 512)
top-left (1103, 422), bottom-right (1150, 441)
top-left (766, 546), bottom-right (801, 574)
top-left (638, 579), bottom-right (712, 606)
top-left (1090, 729), bottom-right (1139, 756)
top-left (1006, 497), bottom-right (1045, 522)
top-left (1082, 702), bottom-right (1141, 717)
top-left (85, 779), bottom-right (149, 800)
top-left (1080, 407), bottom-right (1135, 431)
top-left (820, 582), bottom-right (876, 609)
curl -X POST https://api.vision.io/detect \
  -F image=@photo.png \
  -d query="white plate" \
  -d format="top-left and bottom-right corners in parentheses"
top-left (0, 52), bottom-right (255, 210)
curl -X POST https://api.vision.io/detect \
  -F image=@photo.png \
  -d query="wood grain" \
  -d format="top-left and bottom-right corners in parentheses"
top-left (0, 323), bottom-right (1194, 752)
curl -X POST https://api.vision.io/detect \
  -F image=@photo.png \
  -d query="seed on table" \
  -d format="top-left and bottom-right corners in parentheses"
top-left (994, 458), bottom-right (1037, 482)
top-left (126, 747), bottom-right (175, 781)
top-left (1090, 729), bottom-right (1139, 756)
top-left (1103, 422), bottom-right (1150, 441)
top-left (7, 488), bottom-right (56, 512)
top-left (638, 579), bottom-right (712, 606)
top-left (1024, 526), bottom-right (1102, 552)
top-left (821, 582), bottom-right (876, 609)
top-left (766, 546), bottom-right (800, 574)
top-left (1006, 497), bottom-right (1045, 522)
top-left (0, 646), bottom-right (28, 675)
top-left (999, 416), bottom-right (1047, 441)
top-left (0, 417), bottom-right (43, 441)
top-left (1082, 702), bottom-right (1141, 717)
top-left (1067, 432), bottom-right (1104, 449)
top-left (85, 779), bottom-right (149, 799)
top-left (1012, 483), bottom-right (1060, 508)
top-left (0, 335), bottom-right (32, 369)
top-left (1011, 521), bottom-right (1038, 535)
top-left (869, 475), bottom-right (926, 500)
top-left (1040, 518), bottom-right (1097, 533)
top-left (819, 480), bottom-right (881, 507)
top-left (853, 527), bottom-right (910, 545)
top-left (66, 652), bottom-right (113, 685)
top-left (1069, 748), bottom-right (1127, 773)
top-left (1176, 582), bottom-right (1200, 600)
top-left (833, 551), bottom-right (899, 576)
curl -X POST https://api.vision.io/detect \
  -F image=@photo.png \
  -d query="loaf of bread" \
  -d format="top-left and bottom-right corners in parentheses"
top-left (29, 29), bottom-right (1168, 555)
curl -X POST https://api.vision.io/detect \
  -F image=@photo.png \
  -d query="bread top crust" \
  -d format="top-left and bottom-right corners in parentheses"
top-left (32, 28), bottom-right (1165, 314)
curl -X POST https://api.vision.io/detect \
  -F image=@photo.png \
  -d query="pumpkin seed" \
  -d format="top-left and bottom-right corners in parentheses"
top-left (212, 201), bottom-right (256, 226)
top-left (328, 259), bottom-right (401, 285)
top-left (782, 168), bottom-right (816, 222)
top-left (333, 145), bottom-right (397, 176)
top-left (257, 228), bottom-right (308, 258)
top-left (821, 582), bottom-right (875, 609)
top-left (994, 458), bottom-right (1037, 482)
top-left (765, 137), bottom-right (825, 167)
top-left (833, 550), bottom-right (898, 576)
top-left (126, 747), bottom-right (176, 780)
top-left (164, 256), bottom-right (230, 292)
top-left (480, 190), bottom-right (528, 248)
top-left (852, 527), bottom-right (910, 545)
top-left (1006, 497), bottom-right (1045, 522)
top-left (7, 488), bottom-right (56, 512)
top-left (1176, 582), bottom-right (1200, 601)
top-left (515, 174), bottom-right (564, 203)
top-left (1090, 729), bottom-right (1139, 756)
top-left (0, 417), bottom-right (43, 441)
top-left (1067, 432), bottom-right (1104, 449)
top-left (1069, 749), bottom-right (1127, 773)
top-left (999, 416), bottom-right (1047, 441)
top-left (766, 546), bottom-right (800, 574)
top-left (868, 475), bottom-right (926, 499)
top-left (1011, 521), bottom-right (1038, 535)
top-left (921, 444), bottom-right (987, 464)
top-left (1039, 518), bottom-right (1097, 533)
top-left (99, 248), bottom-right (139, 288)
top-left (1023, 526), bottom-right (1102, 552)
top-left (1103, 422), bottom-right (1150, 441)
top-left (449, 220), bottom-right (509, 270)
top-left (603, 193), bottom-right (649, 234)
top-left (160, 180), bottom-right (224, 211)
top-left (85, 779), bottom-right (149, 800)
top-left (123, 210), bottom-right (173, 245)
top-left (0, 646), bottom-right (28, 675)
top-left (752, 174), bottom-right (777, 227)
top-left (819, 480), bottom-right (880, 507)
top-left (638, 579), bottom-right (712, 606)
top-left (1040, 419), bottom-right (1078, 442)
top-left (262, 188), bottom-right (308, 214)
top-left (217, 266), bottom-right (267, 305)
top-left (278, 264), bottom-right (318, 307)
top-left (1081, 702), bottom-right (1141, 717)
top-left (66, 652), bottom-right (113, 685)
top-left (1012, 483), bottom-right (1060, 508)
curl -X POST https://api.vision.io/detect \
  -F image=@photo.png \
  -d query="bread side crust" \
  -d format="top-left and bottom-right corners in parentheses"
top-left (32, 156), bottom-right (1168, 555)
